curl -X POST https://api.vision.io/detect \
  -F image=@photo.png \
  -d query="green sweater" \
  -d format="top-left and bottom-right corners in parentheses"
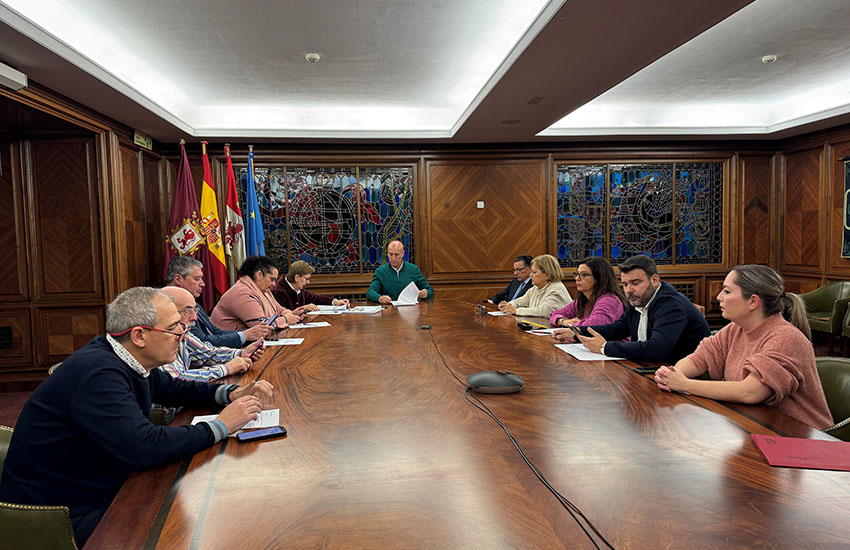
top-left (367, 262), bottom-right (434, 301)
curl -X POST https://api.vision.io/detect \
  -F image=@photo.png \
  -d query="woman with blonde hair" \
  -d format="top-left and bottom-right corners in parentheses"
top-left (654, 264), bottom-right (832, 429)
top-left (498, 254), bottom-right (572, 318)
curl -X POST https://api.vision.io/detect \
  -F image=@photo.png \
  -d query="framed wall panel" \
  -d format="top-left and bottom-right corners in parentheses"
top-left (0, 139), bottom-right (28, 301)
top-left (26, 138), bottom-right (103, 301)
top-left (35, 307), bottom-right (104, 366)
top-left (0, 309), bottom-right (33, 366)
top-left (427, 160), bottom-right (547, 274)
top-left (782, 148), bottom-right (822, 269)
top-left (739, 155), bottom-right (773, 266)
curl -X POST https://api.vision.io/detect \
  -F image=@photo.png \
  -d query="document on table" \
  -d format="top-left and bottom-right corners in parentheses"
top-left (555, 343), bottom-right (625, 361)
top-left (287, 321), bottom-right (331, 329)
top-left (487, 311), bottom-right (509, 316)
top-left (529, 328), bottom-right (557, 335)
top-left (752, 434), bottom-right (850, 471)
top-left (192, 409), bottom-right (280, 431)
top-left (264, 338), bottom-right (304, 346)
top-left (391, 282), bottom-right (420, 306)
top-left (305, 304), bottom-right (348, 315)
top-left (343, 306), bottom-right (383, 314)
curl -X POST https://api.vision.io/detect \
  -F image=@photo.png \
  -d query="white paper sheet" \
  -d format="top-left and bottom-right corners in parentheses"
top-left (264, 338), bottom-right (304, 346)
top-left (529, 328), bottom-right (557, 335)
top-left (487, 311), bottom-right (509, 316)
top-left (343, 306), bottom-right (383, 314)
top-left (192, 409), bottom-right (280, 430)
top-left (391, 281), bottom-right (420, 306)
top-left (555, 343), bottom-right (625, 361)
top-left (287, 321), bottom-right (331, 329)
top-left (305, 310), bottom-right (342, 315)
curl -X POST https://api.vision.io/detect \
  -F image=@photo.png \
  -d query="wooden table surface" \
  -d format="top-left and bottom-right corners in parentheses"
top-left (86, 300), bottom-right (850, 549)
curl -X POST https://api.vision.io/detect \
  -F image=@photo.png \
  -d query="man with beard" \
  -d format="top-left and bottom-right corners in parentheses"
top-left (555, 255), bottom-right (710, 363)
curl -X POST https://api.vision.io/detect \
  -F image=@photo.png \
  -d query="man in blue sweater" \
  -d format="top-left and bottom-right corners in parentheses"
top-left (167, 256), bottom-right (272, 347)
top-left (561, 255), bottom-right (710, 364)
top-left (0, 287), bottom-right (273, 546)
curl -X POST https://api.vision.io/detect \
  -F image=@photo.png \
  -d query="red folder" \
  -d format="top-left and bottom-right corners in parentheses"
top-left (751, 433), bottom-right (850, 471)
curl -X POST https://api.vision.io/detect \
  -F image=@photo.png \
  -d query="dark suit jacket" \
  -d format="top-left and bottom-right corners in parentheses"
top-left (580, 281), bottom-right (710, 364)
top-left (490, 278), bottom-right (532, 304)
top-left (190, 306), bottom-right (244, 348)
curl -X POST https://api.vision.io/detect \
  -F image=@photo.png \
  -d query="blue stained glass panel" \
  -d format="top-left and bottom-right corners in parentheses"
top-left (609, 164), bottom-right (674, 265)
top-left (675, 162), bottom-right (723, 264)
top-left (359, 167), bottom-right (415, 270)
top-left (555, 165), bottom-right (606, 267)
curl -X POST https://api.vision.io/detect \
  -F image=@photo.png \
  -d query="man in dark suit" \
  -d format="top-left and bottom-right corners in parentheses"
top-left (486, 255), bottom-right (533, 305)
top-left (560, 255), bottom-right (710, 364)
top-left (166, 256), bottom-right (272, 347)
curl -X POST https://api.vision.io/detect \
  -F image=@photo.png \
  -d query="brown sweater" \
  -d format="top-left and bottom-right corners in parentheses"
top-left (688, 314), bottom-right (833, 430)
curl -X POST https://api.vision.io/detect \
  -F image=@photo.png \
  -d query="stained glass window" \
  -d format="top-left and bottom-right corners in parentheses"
top-left (556, 165), bottom-right (605, 266)
top-left (555, 160), bottom-right (724, 266)
top-left (359, 167), bottom-right (415, 269)
top-left (237, 163), bottom-right (415, 273)
top-left (675, 163), bottom-right (724, 264)
top-left (610, 164), bottom-right (675, 265)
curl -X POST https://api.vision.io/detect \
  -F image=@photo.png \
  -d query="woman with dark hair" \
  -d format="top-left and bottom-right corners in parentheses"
top-left (211, 256), bottom-right (303, 331)
top-left (654, 264), bottom-right (832, 429)
top-left (549, 257), bottom-right (625, 328)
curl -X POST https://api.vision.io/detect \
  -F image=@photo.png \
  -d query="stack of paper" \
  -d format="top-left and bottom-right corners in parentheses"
top-left (343, 306), bottom-right (383, 314)
top-left (391, 282), bottom-right (420, 306)
top-left (555, 343), bottom-right (625, 361)
top-left (192, 409), bottom-right (280, 431)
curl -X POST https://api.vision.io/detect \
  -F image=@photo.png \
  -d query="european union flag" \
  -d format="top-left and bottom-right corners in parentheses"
top-left (244, 148), bottom-right (266, 256)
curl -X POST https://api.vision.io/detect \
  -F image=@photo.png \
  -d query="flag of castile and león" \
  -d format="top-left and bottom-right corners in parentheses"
top-left (199, 141), bottom-right (229, 294)
top-left (165, 140), bottom-right (214, 311)
top-left (224, 144), bottom-right (246, 284)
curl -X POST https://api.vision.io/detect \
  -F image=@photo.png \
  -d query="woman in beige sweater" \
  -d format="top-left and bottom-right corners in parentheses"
top-left (498, 254), bottom-right (572, 318)
top-left (654, 264), bottom-right (832, 429)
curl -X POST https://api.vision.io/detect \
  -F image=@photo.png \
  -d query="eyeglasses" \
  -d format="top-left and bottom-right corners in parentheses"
top-left (573, 272), bottom-right (593, 279)
top-left (513, 267), bottom-right (529, 273)
top-left (178, 306), bottom-right (196, 317)
top-left (109, 322), bottom-right (190, 340)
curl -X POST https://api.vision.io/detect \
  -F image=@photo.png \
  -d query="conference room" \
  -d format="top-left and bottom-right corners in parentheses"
top-left (1, 0), bottom-right (850, 548)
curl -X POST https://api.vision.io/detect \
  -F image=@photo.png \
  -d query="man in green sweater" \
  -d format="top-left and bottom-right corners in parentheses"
top-left (366, 240), bottom-right (434, 305)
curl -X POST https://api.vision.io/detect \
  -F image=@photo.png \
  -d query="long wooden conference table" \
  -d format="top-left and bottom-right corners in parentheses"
top-left (86, 300), bottom-right (850, 549)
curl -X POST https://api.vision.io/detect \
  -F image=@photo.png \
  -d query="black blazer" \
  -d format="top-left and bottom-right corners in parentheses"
top-left (490, 278), bottom-right (532, 304)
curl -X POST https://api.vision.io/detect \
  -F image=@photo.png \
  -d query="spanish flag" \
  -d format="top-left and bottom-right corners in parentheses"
top-left (199, 141), bottom-right (229, 295)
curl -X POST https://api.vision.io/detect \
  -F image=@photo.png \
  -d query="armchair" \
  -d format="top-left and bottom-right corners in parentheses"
top-left (799, 281), bottom-right (850, 355)
top-left (815, 357), bottom-right (850, 442)
top-left (0, 425), bottom-right (80, 550)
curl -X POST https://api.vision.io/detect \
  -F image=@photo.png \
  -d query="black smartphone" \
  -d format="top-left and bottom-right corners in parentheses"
top-left (565, 323), bottom-right (580, 334)
top-left (632, 366), bottom-right (659, 374)
top-left (236, 426), bottom-right (287, 442)
top-left (265, 313), bottom-right (280, 326)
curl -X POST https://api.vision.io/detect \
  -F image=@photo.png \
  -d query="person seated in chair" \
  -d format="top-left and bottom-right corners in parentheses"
top-left (486, 255), bottom-right (533, 305)
top-left (654, 264), bottom-right (832, 429)
top-left (498, 254), bottom-right (572, 318)
top-left (271, 260), bottom-right (350, 312)
top-left (0, 287), bottom-right (273, 546)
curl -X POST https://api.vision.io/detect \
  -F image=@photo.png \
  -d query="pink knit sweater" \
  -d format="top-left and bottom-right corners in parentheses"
top-left (688, 314), bottom-right (833, 429)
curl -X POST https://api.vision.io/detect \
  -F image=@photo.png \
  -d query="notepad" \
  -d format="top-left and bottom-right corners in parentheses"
top-left (192, 409), bottom-right (280, 431)
top-left (751, 433), bottom-right (850, 471)
top-left (264, 338), bottom-right (304, 346)
top-left (287, 321), bottom-right (331, 329)
top-left (343, 306), bottom-right (383, 314)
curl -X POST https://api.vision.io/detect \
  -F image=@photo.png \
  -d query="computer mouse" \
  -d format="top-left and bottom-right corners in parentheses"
top-left (466, 370), bottom-right (524, 394)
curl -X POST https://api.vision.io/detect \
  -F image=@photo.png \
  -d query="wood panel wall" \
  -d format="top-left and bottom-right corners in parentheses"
top-left (5, 80), bottom-right (850, 388)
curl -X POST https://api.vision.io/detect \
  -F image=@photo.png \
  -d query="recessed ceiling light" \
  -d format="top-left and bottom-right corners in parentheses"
top-left (305, 53), bottom-right (321, 63)
top-left (761, 54), bottom-right (777, 65)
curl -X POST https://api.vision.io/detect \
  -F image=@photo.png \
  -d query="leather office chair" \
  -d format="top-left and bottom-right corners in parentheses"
top-left (799, 282), bottom-right (850, 355)
top-left (0, 425), bottom-right (80, 550)
top-left (815, 357), bottom-right (850, 442)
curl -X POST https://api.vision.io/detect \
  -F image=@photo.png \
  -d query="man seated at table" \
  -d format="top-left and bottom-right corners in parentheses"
top-left (486, 254), bottom-right (533, 305)
top-left (271, 260), bottom-right (350, 311)
top-left (166, 256), bottom-right (272, 347)
top-left (0, 287), bottom-right (273, 546)
top-left (366, 240), bottom-right (433, 305)
top-left (158, 286), bottom-right (261, 382)
top-left (555, 255), bottom-right (710, 363)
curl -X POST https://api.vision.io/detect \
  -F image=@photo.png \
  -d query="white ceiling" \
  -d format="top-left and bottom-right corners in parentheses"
top-left (1, 0), bottom-right (848, 142)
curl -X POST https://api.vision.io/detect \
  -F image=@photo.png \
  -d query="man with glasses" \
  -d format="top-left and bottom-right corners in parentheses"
top-left (158, 286), bottom-right (261, 384)
top-left (486, 255), bottom-right (533, 305)
top-left (0, 287), bottom-right (274, 546)
top-left (166, 256), bottom-right (272, 348)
